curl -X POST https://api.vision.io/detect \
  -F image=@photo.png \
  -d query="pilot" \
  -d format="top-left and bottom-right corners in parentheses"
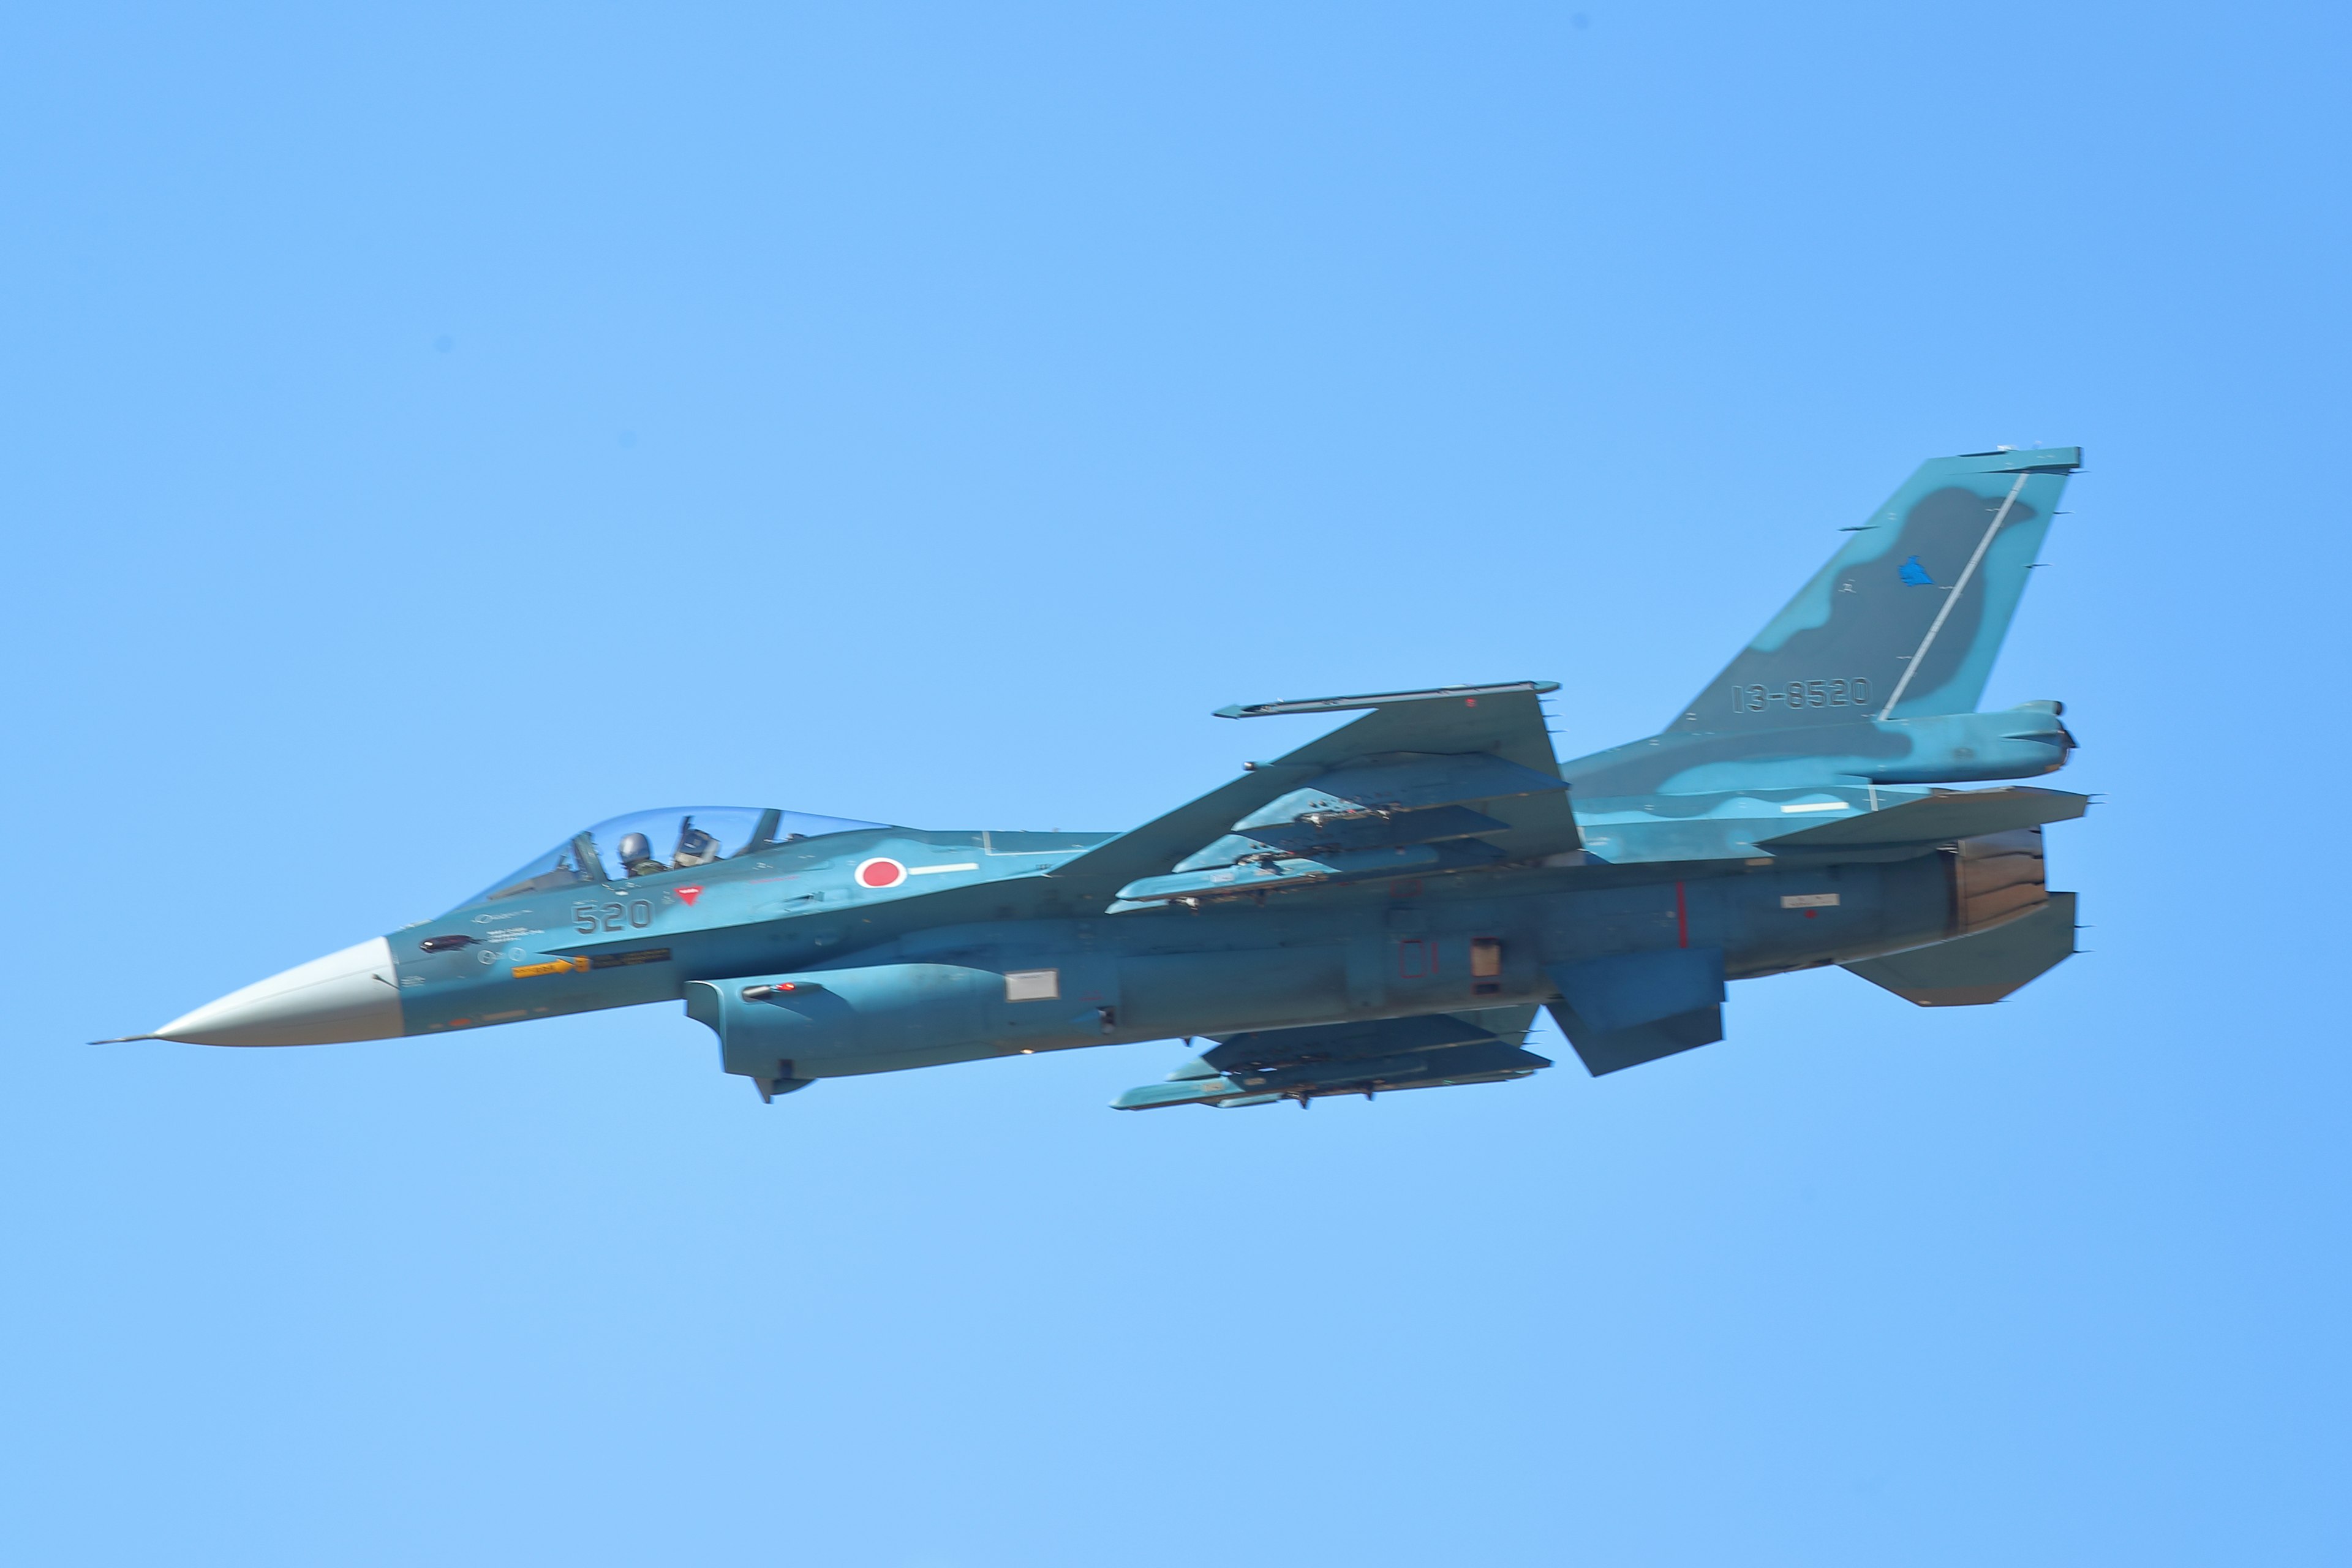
top-left (671, 819), bottom-right (722, 868)
top-left (618, 832), bottom-right (668, 877)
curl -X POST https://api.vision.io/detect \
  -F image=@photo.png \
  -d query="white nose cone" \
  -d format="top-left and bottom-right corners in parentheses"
top-left (153, 937), bottom-right (404, 1047)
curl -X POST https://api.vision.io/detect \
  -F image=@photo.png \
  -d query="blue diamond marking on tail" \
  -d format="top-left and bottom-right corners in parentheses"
top-left (1898, 554), bottom-right (1936, 586)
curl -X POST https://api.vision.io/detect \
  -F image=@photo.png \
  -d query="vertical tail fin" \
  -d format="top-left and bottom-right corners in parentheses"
top-left (1562, 447), bottom-right (2080, 797)
top-left (1672, 446), bottom-right (2079, 733)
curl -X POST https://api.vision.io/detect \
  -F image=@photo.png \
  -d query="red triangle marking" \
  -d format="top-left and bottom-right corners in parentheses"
top-left (677, 886), bottom-right (704, 907)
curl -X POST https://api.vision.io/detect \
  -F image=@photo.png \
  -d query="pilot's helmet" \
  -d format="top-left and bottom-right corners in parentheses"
top-left (619, 831), bottom-right (654, 864)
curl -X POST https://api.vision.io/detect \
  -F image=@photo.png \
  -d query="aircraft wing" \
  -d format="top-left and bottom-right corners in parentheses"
top-left (1039, 765), bottom-right (1322, 896)
top-left (1111, 1005), bottom-right (1550, 1109)
top-left (1049, 682), bottom-right (1579, 905)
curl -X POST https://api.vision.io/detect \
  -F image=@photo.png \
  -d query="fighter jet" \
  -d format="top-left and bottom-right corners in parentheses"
top-left (130, 447), bottom-right (2089, 1109)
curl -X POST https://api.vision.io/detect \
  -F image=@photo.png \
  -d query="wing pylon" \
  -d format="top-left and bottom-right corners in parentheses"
top-left (1112, 1006), bottom-right (1550, 1109)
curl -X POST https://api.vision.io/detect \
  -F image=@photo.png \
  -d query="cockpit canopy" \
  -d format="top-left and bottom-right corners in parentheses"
top-left (462, 805), bottom-right (886, 908)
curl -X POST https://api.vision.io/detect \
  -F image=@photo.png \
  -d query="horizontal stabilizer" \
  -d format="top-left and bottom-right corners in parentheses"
top-left (1844, 891), bottom-right (2078, 1006)
top-left (1547, 948), bottom-right (1728, 1075)
top-left (1761, 786), bottom-right (2087, 853)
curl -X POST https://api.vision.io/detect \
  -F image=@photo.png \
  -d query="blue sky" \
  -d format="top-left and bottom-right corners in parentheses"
top-left (2, 4), bottom-right (2346, 1564)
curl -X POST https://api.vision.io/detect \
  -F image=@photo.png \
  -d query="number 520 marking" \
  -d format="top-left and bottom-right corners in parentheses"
top-left (575, 900), bottom-right (654, 934)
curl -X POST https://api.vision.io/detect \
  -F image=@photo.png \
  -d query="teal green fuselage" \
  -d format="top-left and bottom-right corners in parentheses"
top-left (318, 445), bottom-right (2092, 1106)
top-left (390, 772), bottom-right (2058, 1101)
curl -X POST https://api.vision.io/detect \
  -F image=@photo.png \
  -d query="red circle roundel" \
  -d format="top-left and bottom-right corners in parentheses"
top-left (854, 857), bottom-right (907, 889)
